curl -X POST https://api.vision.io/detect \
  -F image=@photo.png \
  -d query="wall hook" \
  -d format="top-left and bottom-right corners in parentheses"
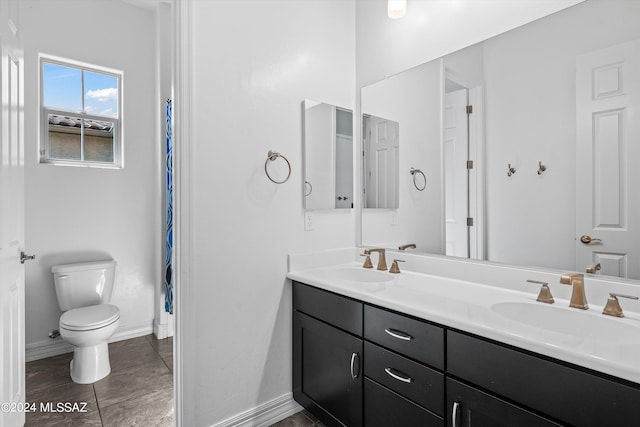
top-left (537, 161), bottom-right (547, 175)
top-left (507, 164), bottom-right (516, 177)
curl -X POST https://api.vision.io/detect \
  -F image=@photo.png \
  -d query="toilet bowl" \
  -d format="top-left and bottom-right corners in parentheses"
top-left (52, 260), bottom-right (120, 384)
top-left (59, 304), bottom-right (120, 384)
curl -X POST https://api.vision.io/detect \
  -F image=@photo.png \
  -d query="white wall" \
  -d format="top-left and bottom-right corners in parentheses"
top-left (188, 1), bottom-right (355, 425)
top-left (356, 0), bottom-right (584, 87)
top-left (484, 0), bottom-right (640, 270)
top-left (22, 0), bottom-right (160, 357)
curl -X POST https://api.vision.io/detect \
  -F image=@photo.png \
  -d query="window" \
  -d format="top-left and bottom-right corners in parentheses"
top-left (40, 56), bottom-right (122, 167)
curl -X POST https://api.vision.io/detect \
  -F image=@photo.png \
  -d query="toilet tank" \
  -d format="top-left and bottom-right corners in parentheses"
top-left (52, 260), bottom-right (117, 311)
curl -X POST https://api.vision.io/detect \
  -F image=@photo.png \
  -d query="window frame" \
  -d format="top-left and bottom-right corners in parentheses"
top-left (39, 55), bottom-right (123, 168)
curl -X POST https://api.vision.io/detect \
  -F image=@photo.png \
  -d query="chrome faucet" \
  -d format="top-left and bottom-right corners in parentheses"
top-left (364, 248), bottom-right (388, 271)
top-left (560, 273), bottom-right (588, 310)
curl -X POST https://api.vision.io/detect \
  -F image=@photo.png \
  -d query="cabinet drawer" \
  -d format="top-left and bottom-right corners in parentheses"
top-left (293, 281), bottom-right (363, 336)
top-left (448, 331), bottom-right (640, 427)
top-left (365, 341), bottom-right (444, 416)
top-left (364, 305), bottom-right (444, 369)
top-left (365, 378), bottom-right (443, 427)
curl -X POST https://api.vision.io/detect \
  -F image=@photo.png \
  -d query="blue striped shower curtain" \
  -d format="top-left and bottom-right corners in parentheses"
top-left (165, 99), bottom-right (174, 314)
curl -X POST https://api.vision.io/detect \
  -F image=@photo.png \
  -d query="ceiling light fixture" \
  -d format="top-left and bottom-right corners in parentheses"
top-left (388, 0), bottom-right (407, 19)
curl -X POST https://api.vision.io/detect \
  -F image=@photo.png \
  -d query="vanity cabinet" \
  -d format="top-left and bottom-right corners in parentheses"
top-left (293, 282), bottom-right (364, 427)
top-left (292, 281), bottom-right (640, 427)
top-left (447, 331), bottom-right (640, 427)
top-left (293, 282), bottom-right (444, 427)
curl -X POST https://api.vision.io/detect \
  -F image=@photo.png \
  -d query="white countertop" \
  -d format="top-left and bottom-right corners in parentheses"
top-left (287, 261), bottom-right (640, 385)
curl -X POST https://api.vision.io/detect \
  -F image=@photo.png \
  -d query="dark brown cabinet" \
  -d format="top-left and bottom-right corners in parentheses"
top-left (293, 282), bottom-right (364, 427)
top-left (447, 378), bottom-right (562, 427)
top-left (447, 331), bottom-right (640, 427)
top-left (294, 311), bottom-right (363, 427)
top-left (292, 281), bottom-right (640, 427)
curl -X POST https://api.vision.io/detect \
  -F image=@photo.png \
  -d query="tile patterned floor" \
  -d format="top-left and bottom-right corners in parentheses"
top-left (25, 334), bottom-right (173, 427)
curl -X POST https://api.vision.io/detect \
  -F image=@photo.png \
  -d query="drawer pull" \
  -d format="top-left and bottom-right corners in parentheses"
top-left (452, 401), bottom-right (460, 427)
top-left (384, 328), bottom-right (413, 341)
top-left (350, 352), bottom-right (360, 379)
top-left (384, 367), bottom-right (412, 384)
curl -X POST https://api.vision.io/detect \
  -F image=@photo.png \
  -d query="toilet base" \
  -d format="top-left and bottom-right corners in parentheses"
top-left (70, 342), bottom-right (111, 384)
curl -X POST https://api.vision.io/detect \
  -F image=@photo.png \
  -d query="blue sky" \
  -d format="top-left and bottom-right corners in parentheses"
top-left (43, 62), bottom-right (118, 118)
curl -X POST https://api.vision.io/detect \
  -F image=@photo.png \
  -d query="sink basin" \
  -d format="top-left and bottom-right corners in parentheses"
top-left (491, 302), bottom-right (640, 341)
top-left (316, 267), bottom-right (394, 284)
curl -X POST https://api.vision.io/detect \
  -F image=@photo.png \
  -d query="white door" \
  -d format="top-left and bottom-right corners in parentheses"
top-left (0, 2), bottom-right (26, 426)
top-left (364, 115), bottom-right (399, 209)
top-left (444, 88), bottom-right (468, 257)
top-left (576, 39), bottom-right (640, 278)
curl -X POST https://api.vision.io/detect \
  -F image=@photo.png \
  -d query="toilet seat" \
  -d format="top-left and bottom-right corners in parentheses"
top-left (60, 304), bottom-right (120, 331)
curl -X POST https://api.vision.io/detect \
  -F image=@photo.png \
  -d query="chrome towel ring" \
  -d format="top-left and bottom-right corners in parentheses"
top-left (410, 167), bottom-right (426, 191)
top-left (305, 180), bottom-right (313, 196)
top-left (265, 150), bottom-right (291, 184)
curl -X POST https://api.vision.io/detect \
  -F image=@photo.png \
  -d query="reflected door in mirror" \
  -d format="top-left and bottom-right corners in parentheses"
top-left (363, 115), bottom-right (399, 209)
top-left (444, 88), bottom-right (470, 258)
top-left (576, 39), bottom-right (640, 278)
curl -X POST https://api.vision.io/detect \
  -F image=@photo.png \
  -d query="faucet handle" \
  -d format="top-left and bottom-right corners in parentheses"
top-left (360, 253), bottom-right (373, 269)
top-left (527, 280), bottom-right (554, 304)
top-left (398, 244), bottom-right (416, 251)
top-left (586, 263), bottom-right (601, 274)
top-left (602, 293), bottom-right (639, 318)
top-left (389, 259), bottom-right (405, 274)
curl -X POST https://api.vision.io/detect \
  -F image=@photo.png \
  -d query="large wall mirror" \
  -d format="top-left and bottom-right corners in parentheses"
top-left (361, 0), bottom-right (640, 280)
top-left (303, 99), bottom-right (353, 210)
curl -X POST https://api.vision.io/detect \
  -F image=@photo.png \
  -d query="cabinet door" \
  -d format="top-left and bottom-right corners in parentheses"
top-left (448, 331), bottom-right (640, 426)
top-left (294, 311), bottom-right (363, 427)
top-left (446, 378), bottom-right (562, 427)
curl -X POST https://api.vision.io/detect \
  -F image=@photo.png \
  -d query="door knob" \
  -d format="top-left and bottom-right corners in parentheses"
top-left (20, 251), bottom-right (35, 264)
top-left (580, 235), bottom-right (602, 244)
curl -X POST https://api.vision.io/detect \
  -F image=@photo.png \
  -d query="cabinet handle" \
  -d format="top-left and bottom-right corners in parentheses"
top-left (452, 401), bottom-right (460, 427)
top-left (384, 328), bottom-right (413, 341)
top-left (350, 352), bottom-right (359, 379)
top-left (384, 367), bottom-right (412, 384)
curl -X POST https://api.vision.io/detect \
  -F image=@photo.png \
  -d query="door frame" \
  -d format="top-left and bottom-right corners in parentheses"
top-left (442, 68), bottom-right (485, 261)
top-left (173, 1), bottom-right (193, 425)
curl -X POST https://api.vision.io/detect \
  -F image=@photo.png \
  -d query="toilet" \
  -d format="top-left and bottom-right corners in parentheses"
top-left (52, 260), bottom-right (120, 384)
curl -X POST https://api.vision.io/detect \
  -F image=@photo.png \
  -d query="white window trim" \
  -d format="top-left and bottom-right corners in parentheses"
top-left (39, 54), bottom-right (124, 169)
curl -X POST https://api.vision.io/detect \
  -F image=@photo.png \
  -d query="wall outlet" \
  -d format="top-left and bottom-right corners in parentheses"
top-left (304, 212), bottom-right (314, 231)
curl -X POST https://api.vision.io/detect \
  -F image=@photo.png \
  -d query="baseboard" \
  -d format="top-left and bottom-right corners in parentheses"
top-left (25, 338), bottom-right (74, 362)
top-left (25, 321), bottom-right (154, 362)
top-left (154, 313), bottom-right (174, 339)
top-left (213, 393), bottom-right (303, 427)
top-left (109, 321), bottom-right (154, 344)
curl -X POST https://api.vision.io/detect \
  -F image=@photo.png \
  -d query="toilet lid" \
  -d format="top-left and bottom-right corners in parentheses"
top-left (60, 304), bottom-right (120, 331)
